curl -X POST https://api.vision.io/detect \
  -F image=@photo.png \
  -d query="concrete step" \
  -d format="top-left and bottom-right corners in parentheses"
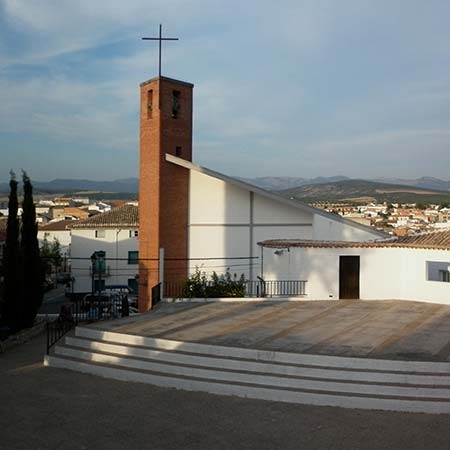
top-left (44, 352), bottom-right (450, 414)
top-left (75, 326), bottom-right (450, 374)
top-left (63, 336), bottom-right (450, 386)
top-left (41, 326), bottom-right (450, 414)
top-left (53, 344), bottom-right (450, 400)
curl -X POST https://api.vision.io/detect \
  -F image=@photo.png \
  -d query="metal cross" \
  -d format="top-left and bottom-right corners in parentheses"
top-left (142, 24), bottom-right (179, 77)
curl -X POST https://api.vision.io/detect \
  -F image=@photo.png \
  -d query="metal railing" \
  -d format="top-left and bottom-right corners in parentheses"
top-left (162, 279), bottom-right (307, 299)
top-left (46, 293), bottom-right (129, 354)
top-left (263, 280), bottom-right (307, 297)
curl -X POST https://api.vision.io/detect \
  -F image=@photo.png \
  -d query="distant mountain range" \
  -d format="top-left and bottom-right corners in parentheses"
top-left (0, 176), bottom-right (449, 204)
top-left (242, 176), bottom-right (450, 192)
top-left (0, 178), bottom-right (139, 194)
top-left (280, 179), bottom-right (450, 204)
top-left (239, 176), bottom-right (350, 191)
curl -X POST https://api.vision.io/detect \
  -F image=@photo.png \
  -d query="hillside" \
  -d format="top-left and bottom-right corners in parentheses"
top-left (373, 176), bottom-right (450, 192)
top-left (0, 178), bottom-right (139, 195)
top-left (240, 176), bottom-right (349, 191)
top-left (280, 179), bottom-right (450, 204)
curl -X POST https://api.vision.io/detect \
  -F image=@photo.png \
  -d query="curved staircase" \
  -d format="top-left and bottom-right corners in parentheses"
top-left (44, 326), bottom-right (450, 414)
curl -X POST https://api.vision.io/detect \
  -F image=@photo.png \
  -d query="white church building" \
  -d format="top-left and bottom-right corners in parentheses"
top-left (167, 153), bottom-right (386, 282)
top-left (137, 75), bottom-right (387, 310)
top-left (136, 75), bottom-right (450, 308)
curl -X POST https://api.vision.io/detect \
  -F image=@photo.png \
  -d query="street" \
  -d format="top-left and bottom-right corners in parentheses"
top-left (38, 285), bottom-right (69, 315)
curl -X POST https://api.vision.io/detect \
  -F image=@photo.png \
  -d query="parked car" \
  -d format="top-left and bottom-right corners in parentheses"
top-left (81, 292), bottom-right (128, 320)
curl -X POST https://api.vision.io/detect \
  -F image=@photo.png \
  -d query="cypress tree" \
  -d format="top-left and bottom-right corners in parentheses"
top-left (2, 172), bottom-right (22, 331)
top-left (20, 171), bottom-right (44, 328)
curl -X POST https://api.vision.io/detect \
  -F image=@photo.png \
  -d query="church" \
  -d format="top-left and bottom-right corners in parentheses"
top-left (137, 75), bottom-right (386, 311)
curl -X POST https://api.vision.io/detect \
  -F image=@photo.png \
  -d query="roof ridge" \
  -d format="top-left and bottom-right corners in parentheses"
top-left (70, 204), bottom-right (138, 229)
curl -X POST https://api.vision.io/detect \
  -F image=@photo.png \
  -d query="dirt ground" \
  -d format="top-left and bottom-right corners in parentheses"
top-left (1, 332), bottom-right (450, 450)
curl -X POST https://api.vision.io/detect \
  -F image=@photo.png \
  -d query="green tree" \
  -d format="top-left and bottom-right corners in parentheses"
top-left (20, 172), bottom-right (44, 328)
top-left (41, 238), bottom-right (62, 275)
top-left (1, 172), bottom-right (22, 331)
top-left (416, 201), bottom-right (429, 210)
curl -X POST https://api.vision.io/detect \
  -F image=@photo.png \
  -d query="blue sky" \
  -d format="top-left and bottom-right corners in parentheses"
top-left (1, 0), bottom-right (450, 181)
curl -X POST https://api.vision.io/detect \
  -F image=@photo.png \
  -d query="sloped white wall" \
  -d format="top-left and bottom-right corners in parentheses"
top-left (312, 214), bottom-right (383, 242)
top-left (188, 171), bottom-right (315, 280)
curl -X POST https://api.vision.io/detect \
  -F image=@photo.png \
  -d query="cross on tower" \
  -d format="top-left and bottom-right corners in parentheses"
top-left (142, 24), bottom-right (179, 78)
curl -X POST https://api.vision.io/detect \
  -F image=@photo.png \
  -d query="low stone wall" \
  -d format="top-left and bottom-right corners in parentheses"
top-left (0, 319), bottom-right (47, 353)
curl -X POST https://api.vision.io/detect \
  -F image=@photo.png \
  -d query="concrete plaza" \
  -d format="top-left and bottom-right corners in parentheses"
top-left (95, 299), bottom-right (450, 362)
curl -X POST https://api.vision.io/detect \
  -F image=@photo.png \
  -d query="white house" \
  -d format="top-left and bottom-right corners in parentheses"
top-left (70, 204), bottom-right (139, 294)
top-left (37, 219), bottom-right (73, 257)
top-left (259, 230), bottom-right (450, 304)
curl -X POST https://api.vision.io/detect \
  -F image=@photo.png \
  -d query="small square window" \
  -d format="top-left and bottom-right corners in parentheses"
top-left (95, 230), bottom-right (105, 238)
top-left (128, 251), bottom-right (139, 265)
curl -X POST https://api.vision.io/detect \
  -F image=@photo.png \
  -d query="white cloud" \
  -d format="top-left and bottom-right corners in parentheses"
top-left (1, 0), bottom-right (450, 179)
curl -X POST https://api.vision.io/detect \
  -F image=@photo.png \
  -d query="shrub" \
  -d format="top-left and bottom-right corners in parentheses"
top-left (182, 268), bottom-right (246, 298)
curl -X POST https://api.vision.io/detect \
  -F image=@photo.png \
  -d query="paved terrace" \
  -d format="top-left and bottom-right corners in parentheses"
top-left (91, 300), bottom-right (450, 362)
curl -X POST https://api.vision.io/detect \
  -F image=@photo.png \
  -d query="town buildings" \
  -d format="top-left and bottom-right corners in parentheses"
top-left (69, 204), bottom-right (139, 294)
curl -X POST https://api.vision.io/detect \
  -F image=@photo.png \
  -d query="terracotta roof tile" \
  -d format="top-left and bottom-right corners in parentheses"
top-left (38, 220), bottom-right (75, 231)
top-left (70, 204), bottom-right (138, 229)
top-left (258, 229), bottom-right (450, 251)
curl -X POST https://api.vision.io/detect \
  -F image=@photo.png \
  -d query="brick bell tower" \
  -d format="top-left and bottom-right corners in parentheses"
top-left (138, 76), bottom-right (193, 311)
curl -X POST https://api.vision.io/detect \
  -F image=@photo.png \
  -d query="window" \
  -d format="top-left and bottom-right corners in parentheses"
top-left (426, 261), bottom-right (450, 282)
top-left (128, 251), bottom-right (139, 265)
top-left (147, 90), bottom-right (153, 119)
top-left (92, 251), bottom-right (106, 274)
top-left (175, 146), bottom-right (182, 157)
top-left (439, 270), bottom-right (450, 282)
top-left (129, 230), bottom-right (139, 238)
top-left (95, 230), bottom-right (105, 238)
top-left (172, 90), bottom-right (180, 118)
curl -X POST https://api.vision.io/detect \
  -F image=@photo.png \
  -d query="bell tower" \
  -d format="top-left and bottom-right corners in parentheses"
top-left (138, 76), bottom-right (194, 311)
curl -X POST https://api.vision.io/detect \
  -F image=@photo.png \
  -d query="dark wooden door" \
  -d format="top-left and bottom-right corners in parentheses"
top-left (339, 256), bottom-right (360, 299)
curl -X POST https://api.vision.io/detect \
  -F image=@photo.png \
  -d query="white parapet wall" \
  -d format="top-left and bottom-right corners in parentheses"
top-left (262, 246), bottom-right (450, 304)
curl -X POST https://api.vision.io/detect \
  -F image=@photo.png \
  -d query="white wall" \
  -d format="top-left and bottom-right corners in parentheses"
top-left (262, 245), bottom-right (450, 304)
top-left (312, 214), bottom-right (382, 241)
top-left (70, 228), bottom-right (139, 293)
top-left (188, 170), bottom-right (385, 282)
top-left (189, 171), bottom-right (315, 280)
top-left (38, 230), bottom-right (72, 256)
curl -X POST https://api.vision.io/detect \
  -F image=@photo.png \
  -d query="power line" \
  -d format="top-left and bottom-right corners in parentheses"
top-left (70, 263), bottom-right (255, 273)
top-left (43, 256), bottom-right (258, 261)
